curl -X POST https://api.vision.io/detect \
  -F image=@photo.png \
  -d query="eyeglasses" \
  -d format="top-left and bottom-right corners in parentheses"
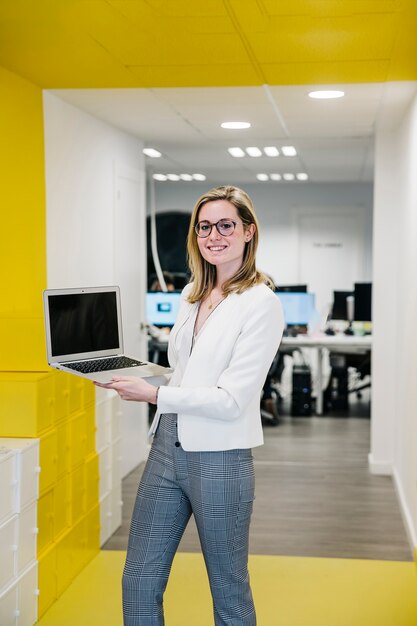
top-left (194, 218), bottom-right (240, 238)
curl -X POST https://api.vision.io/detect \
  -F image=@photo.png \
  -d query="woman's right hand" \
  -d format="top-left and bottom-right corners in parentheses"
top-left (95, 376), bottom-right (158, 404)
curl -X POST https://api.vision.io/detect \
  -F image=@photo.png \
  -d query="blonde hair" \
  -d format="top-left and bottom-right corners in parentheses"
top-left (186, 186), bottom-right (270, 303)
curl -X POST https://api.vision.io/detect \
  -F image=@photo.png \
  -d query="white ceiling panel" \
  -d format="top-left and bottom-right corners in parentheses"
top-left (49, 81), bottom-right (416, 184)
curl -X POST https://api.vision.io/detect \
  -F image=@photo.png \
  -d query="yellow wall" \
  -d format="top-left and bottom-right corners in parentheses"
top-left (0, 65), bottom-right (47, 371)
top-left (0, 66), bottom-right (100, 616)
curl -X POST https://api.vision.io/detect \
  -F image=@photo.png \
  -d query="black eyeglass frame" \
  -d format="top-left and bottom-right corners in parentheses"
top-left (194, 218), bottom-right (243, 238)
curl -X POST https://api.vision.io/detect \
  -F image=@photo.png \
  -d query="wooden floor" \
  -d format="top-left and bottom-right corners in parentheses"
top-left (103, 396), bottom-right (412, 561)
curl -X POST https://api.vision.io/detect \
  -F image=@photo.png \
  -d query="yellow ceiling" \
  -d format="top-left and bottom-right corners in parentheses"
top-left (0, 0), bottom-right (416, 89)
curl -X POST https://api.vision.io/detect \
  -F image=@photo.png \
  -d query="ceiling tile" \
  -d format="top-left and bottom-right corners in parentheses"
top-left (260, 0), bottom-right (399, 16)
top-left (125, 64), bottom-right (261, 89)
top-left (2, 1), bottom-right (417, 183)
top-left (122, 0), bottom-right (229, 18)
top-left (262, 59), bottom-right (390, 86)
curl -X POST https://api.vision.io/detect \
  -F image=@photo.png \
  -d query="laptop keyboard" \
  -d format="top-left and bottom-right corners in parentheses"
top-left (65, 356), bottom-right (146, 374)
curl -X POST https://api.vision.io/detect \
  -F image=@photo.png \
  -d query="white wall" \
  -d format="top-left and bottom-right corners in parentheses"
top-left (150, 181), bottom-right (373, 297)
top-left (371, 91), bottom-right (417, 553)
top-left (43, 92), bottom-right (149, 476)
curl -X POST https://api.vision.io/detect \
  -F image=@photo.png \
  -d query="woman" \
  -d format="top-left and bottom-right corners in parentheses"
top-left (96, 186), bottom-right (284, 626)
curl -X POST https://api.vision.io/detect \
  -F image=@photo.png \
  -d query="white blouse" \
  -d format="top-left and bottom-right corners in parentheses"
top-left (149, 282), bottom-right (284, 451)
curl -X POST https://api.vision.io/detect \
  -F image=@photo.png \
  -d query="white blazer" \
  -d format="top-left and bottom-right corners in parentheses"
top-left (150, 282), bottom-right (284, 451)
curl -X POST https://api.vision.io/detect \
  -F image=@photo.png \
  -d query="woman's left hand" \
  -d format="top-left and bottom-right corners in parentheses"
top-left (94, 376), bottom-right (158, 404)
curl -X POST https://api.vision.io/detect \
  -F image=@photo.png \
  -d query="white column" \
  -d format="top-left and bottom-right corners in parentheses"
top-left (371, 89), bottom-right (417, 553)
top-left (369, 129), bottom-right (400, 474)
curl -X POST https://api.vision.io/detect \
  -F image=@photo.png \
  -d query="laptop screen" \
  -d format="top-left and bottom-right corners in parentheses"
top-left (47, 290), bottom-right (121, 357)
top-left (146, 291), bottom-right (181, 327)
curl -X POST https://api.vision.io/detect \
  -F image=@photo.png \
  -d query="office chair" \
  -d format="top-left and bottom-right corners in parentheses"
top-left (325, 351), bottom-right (371, 411)
top-left (346, 353), bottom-right (371, 398)
top-left (261, 351), bottom-right (284, 426)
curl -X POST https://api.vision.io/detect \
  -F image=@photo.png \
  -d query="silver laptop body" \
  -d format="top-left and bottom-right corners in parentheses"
top-left (43, 285), bottom-right (170, 383)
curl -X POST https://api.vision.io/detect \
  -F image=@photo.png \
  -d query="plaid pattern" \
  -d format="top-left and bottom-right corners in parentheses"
top-left (122, 412), bottom-right (256, 626)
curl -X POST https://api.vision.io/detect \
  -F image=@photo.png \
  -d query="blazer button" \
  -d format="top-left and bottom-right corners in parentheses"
top-left (174, 441), bottom-right (181, 447)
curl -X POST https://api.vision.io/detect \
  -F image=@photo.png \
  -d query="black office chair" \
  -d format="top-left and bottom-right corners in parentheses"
top-left (324, 351), bottom-right (371, 411)
top-left (261, 352), bottom-right (284, 426)
top-left (346, 353), bottom-right (371, 398)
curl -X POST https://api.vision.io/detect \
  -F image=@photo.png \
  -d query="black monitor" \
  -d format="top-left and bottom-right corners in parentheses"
top-left (354, 282), bottom-right (372, 322)
top-left (276, 284), bottom-right (307, 293)
top-left (331, 290), bottom-right (353, 321)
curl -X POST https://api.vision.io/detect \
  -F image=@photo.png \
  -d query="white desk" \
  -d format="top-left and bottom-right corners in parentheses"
top-left (149, 332), bottom-right (372, 416)
top-left (280, 335), bottom-right (372, 415)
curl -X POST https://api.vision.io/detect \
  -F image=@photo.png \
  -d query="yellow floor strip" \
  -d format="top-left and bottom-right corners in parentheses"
top-left (37, 551), bottom-right (417, 626)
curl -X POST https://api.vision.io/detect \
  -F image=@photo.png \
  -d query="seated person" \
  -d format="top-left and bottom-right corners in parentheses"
top-left (149, 270), bottom-right (176, 292)
top-left (147, 272), bottom-right (177, 369)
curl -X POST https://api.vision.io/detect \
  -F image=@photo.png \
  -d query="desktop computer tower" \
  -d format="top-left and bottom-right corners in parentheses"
top-left (327, 367), bottom-right (348, 410)
top-left (325, 355), bottom-right (349, 411)
top-left (291, 365), bottom-right (312, 416)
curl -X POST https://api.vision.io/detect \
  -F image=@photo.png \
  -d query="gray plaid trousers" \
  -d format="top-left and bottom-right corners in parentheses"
top-left (122, 413), bottom-right (256, 626)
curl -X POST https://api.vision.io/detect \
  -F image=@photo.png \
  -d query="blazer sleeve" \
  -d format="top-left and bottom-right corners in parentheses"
top-left (157, 291), bottom-right (284, 421)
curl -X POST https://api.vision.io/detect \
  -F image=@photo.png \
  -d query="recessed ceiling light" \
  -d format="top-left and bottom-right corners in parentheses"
top-left (264, 146), bottom-right (279, 157)
top-left (256, 174), bottom-right (269, 181)
top-left (283, 173), bottom-right (295, 181)
top-left (270, 173), bottom-right (282, 181)
top-left (221, 121), bottom-right (251, 129)
top-left (282, 146), bottom-right (297, 157)
top-left (296, 173), bottom-right (309, 181)
top-left (192, 173), bottom-right (206, 181)
top-left (179, 174), bottom-right (193, 181)
top-left (143, 148), bottom-right (162, 158)
top-left (152, 174), bottom-right (167, 181)
top-left (308, 90), bottom-right (345, 99)
top-left (228, 147), bottom-right (245, 158)
top-left (246, 147), bottom-right (262, 157)
top-left (167, 174), bottom-right (180, 181)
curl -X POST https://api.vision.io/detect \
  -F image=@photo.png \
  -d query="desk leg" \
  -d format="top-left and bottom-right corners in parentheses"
top-left (316, 347), bottom-right (324, 415)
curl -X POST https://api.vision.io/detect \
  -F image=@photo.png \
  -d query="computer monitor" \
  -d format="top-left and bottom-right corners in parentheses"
top-left (331, 290), bottom-right (354, 321)
top-left (354, 282), bottom-right (372, 322)
top-left (146, 291), bottom-right (181, 327)
top-left (276, 292), bottom-right (316, 326)
top-left (276, 284), bottom-right (307, 293)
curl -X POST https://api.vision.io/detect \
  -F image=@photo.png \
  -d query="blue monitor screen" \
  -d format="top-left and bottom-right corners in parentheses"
top-left (146, 292), bottom-right (181, 327)
top-left (276, 292), bottom-right (316, 326)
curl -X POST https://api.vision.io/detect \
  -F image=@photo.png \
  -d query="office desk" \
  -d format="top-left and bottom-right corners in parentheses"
top-left (149, 333), bottom-right (372, 416)
top-left (280, 335), bottom-right (372, 415)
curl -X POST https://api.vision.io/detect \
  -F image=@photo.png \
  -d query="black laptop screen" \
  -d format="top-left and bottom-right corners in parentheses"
top-left (48, 291), bottom-right (120, 357)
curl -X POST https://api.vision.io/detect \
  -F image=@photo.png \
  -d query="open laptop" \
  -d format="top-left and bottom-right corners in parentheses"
top-left (43, 286), bottom-right (171, 383)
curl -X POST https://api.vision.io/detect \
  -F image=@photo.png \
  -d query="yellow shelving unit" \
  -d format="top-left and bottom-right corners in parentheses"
top-left (0, 370), bottom-right (101, 620)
